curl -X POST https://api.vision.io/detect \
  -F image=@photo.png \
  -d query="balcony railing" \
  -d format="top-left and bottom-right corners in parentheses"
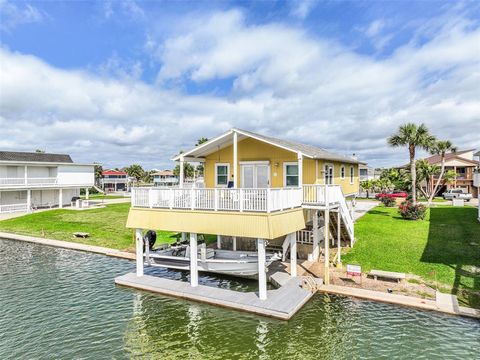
top-left (132, 187), bottom-right (303, 213)
top-left (0, 177), bottom-right (58, 187)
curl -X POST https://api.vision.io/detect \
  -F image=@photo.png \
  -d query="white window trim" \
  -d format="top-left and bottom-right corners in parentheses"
top-left (324, 163), bottom-right (334, 185)
top-left (283, 162), bottom-right (299, 187)
top-left (215, 163), bottom-right (230, 187)
top-left (340, 165), bottom-right (345, 180)
top-left (350, 165), bottom-right (355, 184)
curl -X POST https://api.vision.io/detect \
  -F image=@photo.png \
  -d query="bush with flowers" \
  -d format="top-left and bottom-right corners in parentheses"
top-left (398, 200), bottom-right (426, 220)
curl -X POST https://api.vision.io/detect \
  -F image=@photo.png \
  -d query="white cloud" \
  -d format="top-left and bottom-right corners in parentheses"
top-left (1, 8), bottom-right (479, 169)
top-left (0, 0), bottom-right (47, 31)
top-left (290, 0), bottom-right (319, 20)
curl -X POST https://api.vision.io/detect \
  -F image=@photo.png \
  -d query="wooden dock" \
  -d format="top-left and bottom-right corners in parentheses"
top-left (115, 272), bottom-right (315, 320)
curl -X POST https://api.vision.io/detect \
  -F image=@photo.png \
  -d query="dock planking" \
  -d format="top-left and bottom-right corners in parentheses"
top-left (115, 272), bottom-right (314, 320)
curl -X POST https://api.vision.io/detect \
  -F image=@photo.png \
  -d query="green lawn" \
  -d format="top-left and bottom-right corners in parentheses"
top-left (343, 206), bottom-right (480, 308)
top-left (0, 203), bottom-right (178, 251)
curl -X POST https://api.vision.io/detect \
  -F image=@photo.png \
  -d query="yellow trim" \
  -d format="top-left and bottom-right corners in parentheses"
top-left (126, 208), bottom-right (306, 239)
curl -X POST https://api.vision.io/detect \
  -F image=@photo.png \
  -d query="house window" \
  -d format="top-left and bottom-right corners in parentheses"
top-left (350, 166), bottom-right (355, 184)
top-left (284, 163), bottom-right (299, 187)
top-left (340, 165), bottom-right (345, 180)
top-left (215, 163), bottom-right (229, 187)
top-left (324, 164), bottom-right (334, 185)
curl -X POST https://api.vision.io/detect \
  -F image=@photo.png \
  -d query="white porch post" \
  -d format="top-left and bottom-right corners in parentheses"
top-left (233, 130), bottom-right (238, 188)
top-left (217, 235), bottom-right (222, 249)
top-left (59, 189), bottom-right (63, 209)
top-left (312, 210), bottom-right (320, 261)
top-left (337, 211), bottom-right (341, 264)
top-left (324, 209), bottom-right (330, 285)
top-left (86, 187), bottom-right (89, 200)
top-left (179, 155), bottom-right (185, 188)
top-left (182, 232), bottom-right (186, 242)
top-left (297, 152), bottom-right (303, 187)
top-left (289, 232), bottom-right (297, 277)
top-left (190, 233), bottom-right (198, 287)
top-left (135, 228), bottom-right (144, 276)
top-left (232, 236), bottom-right (237, 251)
top-left (24, 166), bottom-right (28, 185)
top-left (257, 238), bottom-right (267, 300)
top-left (27, 189), bottom-right (31, 212)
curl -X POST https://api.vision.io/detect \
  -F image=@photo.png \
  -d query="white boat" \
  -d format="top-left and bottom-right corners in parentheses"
top-left (145, 243), bottom-right (281, 279)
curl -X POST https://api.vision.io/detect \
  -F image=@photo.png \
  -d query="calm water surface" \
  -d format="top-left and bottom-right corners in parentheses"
top-left (0, 239), bottom-right (479, 359)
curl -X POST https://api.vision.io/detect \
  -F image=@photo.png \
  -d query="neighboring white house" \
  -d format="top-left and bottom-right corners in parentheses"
top-left (359, 164), bottom-right (380, 181)
top-left (0, 151), bottom-right (95, 213)
top-left (153, 170), bottom-right (178, 187)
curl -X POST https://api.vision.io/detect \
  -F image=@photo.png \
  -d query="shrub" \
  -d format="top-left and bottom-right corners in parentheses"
top-left (398, 201), bottom-right (427, 220)
top-left (380, 196), bottom-right (396, 207)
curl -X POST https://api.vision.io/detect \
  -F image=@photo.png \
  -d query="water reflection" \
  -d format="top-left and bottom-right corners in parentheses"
top-left (1, 239), bottom-right (479, 360)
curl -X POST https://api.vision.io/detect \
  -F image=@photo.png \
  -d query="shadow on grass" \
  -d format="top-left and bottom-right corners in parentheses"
top-left (421, 207), bottom-right (480, 308)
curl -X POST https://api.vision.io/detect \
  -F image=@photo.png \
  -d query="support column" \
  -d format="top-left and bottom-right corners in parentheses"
top-left (190, 233), bottom-right (198, 287)
top-left (217, 235), bottom-right (222, 249)
top-left (86, 187), bottom-right (89, 200)
top-left (324, 209), bottom-right (330, 285)
top-left (297, 152), bottom-right (303, 187)
top-left (257, 238), bottom-right (267, 300)
top-left (232, 236), bottom-right (237, 251)
top-left (59, 189), bottom-right (63, 209)
top-left (337, 211), bottom-right (341, 264)
top-left (182, 232), bottom-right (186, 242)
top-left (312, 211), bottom-right (320, 261)
top-left (289, 233), bottom-right (297, 277)
top-left (24, 166), bottom-right (28, 185)
top-left (179, 155), bottom-right (185, 188)
top-left (233, 130), bottom-right (238, 188)
top-left (135, 229), bottom-right (144, 276)
top-left (27, 189), bottom-right (31, 212)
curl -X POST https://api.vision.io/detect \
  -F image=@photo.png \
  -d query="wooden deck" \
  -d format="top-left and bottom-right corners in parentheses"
top-left (115, 272), bottom-right (315, 320)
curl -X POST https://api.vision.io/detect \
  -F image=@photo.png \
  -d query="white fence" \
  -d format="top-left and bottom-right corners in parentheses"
top-left (132, 187), bottom-right (303, 213)
top-left (0, 177), bottom-right (58, 187)
top-left (0, 203), bottom-right (28, 213)
top-left (296, 229), bottom-right (313, 244)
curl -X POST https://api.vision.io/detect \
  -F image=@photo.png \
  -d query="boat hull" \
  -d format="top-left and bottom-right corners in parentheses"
top-left (146, 249), bottom-right (279, 279)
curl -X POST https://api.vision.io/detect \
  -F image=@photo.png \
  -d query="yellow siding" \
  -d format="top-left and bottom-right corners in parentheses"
top-left (204, 137), bottom-right (359, 195)
top-left (126, 208), bottom-right (306, 239)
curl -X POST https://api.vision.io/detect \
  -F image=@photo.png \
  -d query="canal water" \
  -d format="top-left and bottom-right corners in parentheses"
top-left (1, 239), bottom-right (479, 359)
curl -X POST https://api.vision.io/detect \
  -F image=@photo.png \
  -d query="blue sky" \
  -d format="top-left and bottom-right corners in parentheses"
top-left (1, 0), bottom-right (479, 168)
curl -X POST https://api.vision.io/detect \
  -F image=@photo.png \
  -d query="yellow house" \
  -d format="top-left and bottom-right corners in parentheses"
top-left (126, 128), bottom-right (362, 299)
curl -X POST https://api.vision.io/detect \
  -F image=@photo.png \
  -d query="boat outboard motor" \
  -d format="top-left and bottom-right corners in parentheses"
top-left (143, 230), bottom-right (157, 251)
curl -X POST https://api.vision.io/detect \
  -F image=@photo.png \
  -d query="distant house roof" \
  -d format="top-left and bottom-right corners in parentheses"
top-left (153, 170), bottom-right (175, 176)
top-left (102, 170), bottom-right (127, 176)
top-left (0, 151), bottom-right (73, 163)
top-left (173, 128), bottom-right (364, 164)
top-left (423, 149), bottom-right (479, 166)
top-left (474, 150), bottom-right (480, 157)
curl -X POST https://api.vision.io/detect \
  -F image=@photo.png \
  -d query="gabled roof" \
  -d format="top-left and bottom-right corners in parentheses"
top-left (423, 150), bottom-right (479, 166)
top-left (0, 151), bottom-right (73, 163)
top-left (173, 128), bottom-right (363, 164)
top-left (153, 170), bottom-right (175, 176)
top-left (102, 170), bottom-right (127, 176)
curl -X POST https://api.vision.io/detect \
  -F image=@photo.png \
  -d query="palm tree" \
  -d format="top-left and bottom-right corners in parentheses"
top-left (360, 180), bottom-right (373, 198)
top-left (416, 159), bottom-right (439, 200)
top-left (388, 123), bottom-right (436, 205)
top-left (126, 164), bottom-right (145, 184)
top-left (428, 140), bottom-right (457, 205)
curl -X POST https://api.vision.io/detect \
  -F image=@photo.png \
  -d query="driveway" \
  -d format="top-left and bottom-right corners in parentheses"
top-left (351, 200), bottom-right (378, 221)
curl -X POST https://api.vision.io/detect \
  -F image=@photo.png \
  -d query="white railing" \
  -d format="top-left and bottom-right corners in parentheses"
top-left (302, 184), bottom-right (355, 244)
top-left (296, 229), bottom-right (314, 244)
top-left (132, 187), bottom-right (302, 213)
top-left (0, 177), bottom-right (58, 187)
top-left (0, 203), bottom-right (28, 213)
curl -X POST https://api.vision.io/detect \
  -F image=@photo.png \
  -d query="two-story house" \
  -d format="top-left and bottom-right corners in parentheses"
top-left (101, 170), bottom-right (129, 192)
top-left (0, 151), bottom-right (95, 213)
top-left (126, 128), bottom-right (362, 299)
top-left (153, 170), bottom-right (179, 187)
top-left (421, 149), bottom-right (479, 197)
